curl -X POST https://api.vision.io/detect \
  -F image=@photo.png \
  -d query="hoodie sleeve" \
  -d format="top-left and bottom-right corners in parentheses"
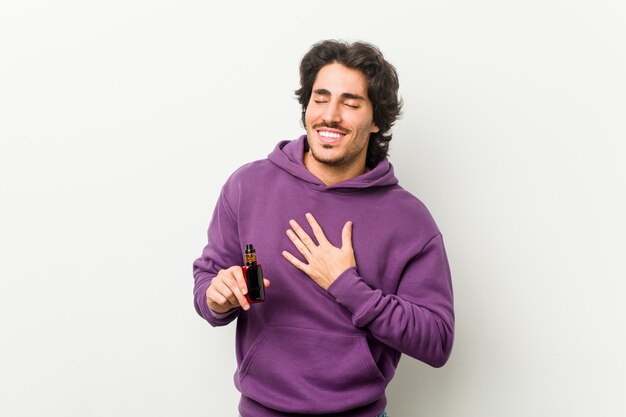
top-left (327, 234), bottom-right (454, 367)
top-left (192, 186), bottom-right (243, 327)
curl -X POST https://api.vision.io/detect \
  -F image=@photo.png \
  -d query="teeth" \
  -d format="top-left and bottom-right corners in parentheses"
top-left (319, 131), bottom-right (343, 139)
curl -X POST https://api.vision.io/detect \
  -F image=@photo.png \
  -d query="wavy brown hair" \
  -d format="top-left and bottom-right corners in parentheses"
top-left (295, 40), bottom-right (403, 168)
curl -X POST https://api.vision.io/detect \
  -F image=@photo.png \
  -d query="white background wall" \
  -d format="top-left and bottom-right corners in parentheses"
top-left (1, 1), bottom-right (624, 416)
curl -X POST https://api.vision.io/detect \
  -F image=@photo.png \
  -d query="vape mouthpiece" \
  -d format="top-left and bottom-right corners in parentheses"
top-left (245, 244), bottom-right (257, 265)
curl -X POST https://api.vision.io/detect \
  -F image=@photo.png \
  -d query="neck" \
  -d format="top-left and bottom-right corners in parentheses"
top-left (303, 151), bottom-right (369, 186)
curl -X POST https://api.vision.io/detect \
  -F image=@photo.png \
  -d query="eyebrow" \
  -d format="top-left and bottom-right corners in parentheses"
top-left (312, 88), bottom-right (366, 101)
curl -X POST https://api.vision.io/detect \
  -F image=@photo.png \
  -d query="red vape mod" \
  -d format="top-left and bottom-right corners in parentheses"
top-left (241, 244), bottom-right (265, 304)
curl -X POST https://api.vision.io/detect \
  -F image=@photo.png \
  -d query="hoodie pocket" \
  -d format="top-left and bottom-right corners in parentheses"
top-left (236, 325), bottom-right (387, 414)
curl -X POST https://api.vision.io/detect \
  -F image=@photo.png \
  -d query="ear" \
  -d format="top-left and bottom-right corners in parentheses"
top-left (371, 123), bottom-right (380, 134)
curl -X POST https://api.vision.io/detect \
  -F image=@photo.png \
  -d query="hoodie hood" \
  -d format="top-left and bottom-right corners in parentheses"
top-left (267, 135), bottom-right (399, 192)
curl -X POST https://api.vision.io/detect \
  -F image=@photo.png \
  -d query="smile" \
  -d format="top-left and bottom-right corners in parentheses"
top-left (319, 131), bottom-right (343, 139)
top-left (317, 129), bottom-right (346, 145)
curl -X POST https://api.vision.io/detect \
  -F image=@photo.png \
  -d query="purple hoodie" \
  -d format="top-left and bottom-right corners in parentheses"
top-left (193, 136), bottom-right (454, 417)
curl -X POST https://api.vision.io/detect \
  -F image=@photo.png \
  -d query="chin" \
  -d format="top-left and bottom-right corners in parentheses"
top-left (310, 149), bottom-right (346, 166)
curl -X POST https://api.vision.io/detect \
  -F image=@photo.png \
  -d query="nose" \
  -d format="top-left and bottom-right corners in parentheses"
top-left (322, 100), bottom-right (342, 124)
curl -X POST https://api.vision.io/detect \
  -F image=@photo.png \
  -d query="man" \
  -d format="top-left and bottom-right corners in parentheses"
top-left (193, 39), bottom-right (454, 417)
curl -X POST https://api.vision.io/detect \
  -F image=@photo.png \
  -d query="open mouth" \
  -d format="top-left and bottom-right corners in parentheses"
top-left (317, 129), bottom-right (346, 145)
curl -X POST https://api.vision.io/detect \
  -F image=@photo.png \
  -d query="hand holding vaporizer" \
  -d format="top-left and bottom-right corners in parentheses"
top-left (205, 245), bottom-right (268, 313)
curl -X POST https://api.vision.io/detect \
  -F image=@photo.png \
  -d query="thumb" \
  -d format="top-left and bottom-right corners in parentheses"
top-left (341, 220), bottom-right (353, 249)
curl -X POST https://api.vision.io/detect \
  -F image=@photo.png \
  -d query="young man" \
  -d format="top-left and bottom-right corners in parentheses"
top-left (193, 40), bottom-right (454, 417)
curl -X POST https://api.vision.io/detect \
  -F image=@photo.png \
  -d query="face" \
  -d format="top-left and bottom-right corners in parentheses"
top-left (304, 62), bottom-right (380, 171)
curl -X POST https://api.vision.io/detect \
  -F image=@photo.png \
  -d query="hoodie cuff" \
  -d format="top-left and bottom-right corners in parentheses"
top-left (209, 307), bottom-right (240, 320)
top-left (327, 267), bottom-right (380, 323)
